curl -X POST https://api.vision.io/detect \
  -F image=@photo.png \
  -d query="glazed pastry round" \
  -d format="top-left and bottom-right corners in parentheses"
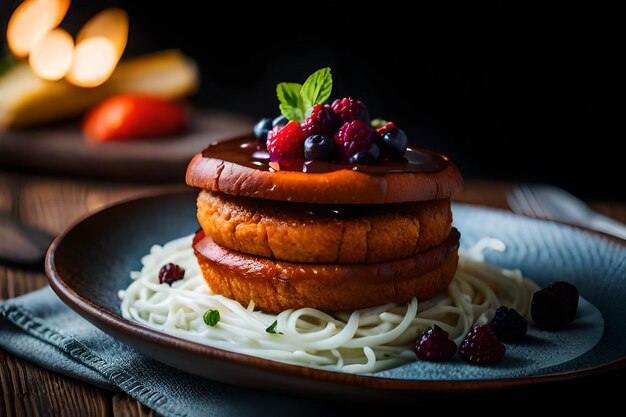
top-left (185, 137), bottom-right (463, 204)
top-left (196, 190), bottom-right (452, 264)
top-left (193, 228), bottom-right (460, 313)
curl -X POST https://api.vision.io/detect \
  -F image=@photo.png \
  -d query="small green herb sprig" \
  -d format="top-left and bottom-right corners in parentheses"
top-left (203, 309), bottom-right (220, 327)
top-left (276, 67), bottom-right (333, 123)
top-left (265, 320), bottom-right (282, 334)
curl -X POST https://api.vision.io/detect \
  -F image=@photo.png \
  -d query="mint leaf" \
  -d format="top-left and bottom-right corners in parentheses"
top-left (203, 309), bottom-right (220, 327)
top-left (370, 118), bottom-right (388, 129)
top-left (275, 68), bottom-right (334, 122)
top-left (265, 320), bottom-right (282, 334)
top-left (277, 82), bottom-right (304, 122)
top-left (300, 67), bottom-right (333, 111)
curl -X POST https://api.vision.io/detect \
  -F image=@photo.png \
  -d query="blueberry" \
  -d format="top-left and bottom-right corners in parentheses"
top-left (254, 118), bottom-right (273, 142)
top-left (272, 115), bottom-right (288, 127)
top-left (382, 128), bottom-right (408, 156)
top-left (348, 143), bottom-right (380, 164)
top-left (304, 134), bottom-right (335, 161)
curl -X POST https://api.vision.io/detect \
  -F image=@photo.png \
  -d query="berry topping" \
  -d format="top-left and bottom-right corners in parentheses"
top-left (304, 134), bottom-right (336, 161)
top-left (332, 97), bottom-right (370, 124)
top-left (348, 143), bottom-right (380, 164)
top-left (254, 117), bottom-right (273, 142)
top-left (380, 127), bottom-right (408, 157)
top-left (266, 124), bottom-right (283, 143)
top-left (266, 120), bottom-right (307, 161)
top-left (459, 324), bottom-right (506, 365)
top-left (301, 104), bottom-right (341, 136)
top-left (158, 263), bottom-right (185, 286)
top-left (490, 306), bottom-right (528, 342)
top-left (375, 121), bottom-right (397, 136)
top-left (531, 281), bottom-right (579, 330)
top-left (333, 120), bottom-right (380, 162)
top-left (267, 68), bottom-right (410, 167)
top-left (272, 115), bottom-right (288, 127)
top-left (414, 325), bottom-right (457, 362)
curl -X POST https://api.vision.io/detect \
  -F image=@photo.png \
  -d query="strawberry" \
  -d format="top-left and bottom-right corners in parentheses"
top-left (266, 120), bottom-right (307, 160)
top-left (82, 94), bottom-right (185, 141)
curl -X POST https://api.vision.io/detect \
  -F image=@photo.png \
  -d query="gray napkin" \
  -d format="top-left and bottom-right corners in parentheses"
top-left (0, 286), bottom-right (378, 417)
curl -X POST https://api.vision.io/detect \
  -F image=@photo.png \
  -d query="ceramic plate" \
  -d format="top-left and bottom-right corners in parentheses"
top-left (0, 110), bottom-right (250, 181)
top-left (46, 189), bottom-right (626, 400)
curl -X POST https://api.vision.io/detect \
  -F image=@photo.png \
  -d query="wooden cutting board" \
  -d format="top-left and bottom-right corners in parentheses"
top-left (0, 109), bottom-right (252, 182)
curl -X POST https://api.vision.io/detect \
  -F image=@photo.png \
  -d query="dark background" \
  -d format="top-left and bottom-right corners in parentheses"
top-left (1, 1), bottom-right (622, 200)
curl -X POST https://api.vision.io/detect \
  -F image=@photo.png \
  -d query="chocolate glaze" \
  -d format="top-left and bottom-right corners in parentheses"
top-left (201, 135), bottom-right (449, 174)
top-left (211, 189), bottom-right (446, 220)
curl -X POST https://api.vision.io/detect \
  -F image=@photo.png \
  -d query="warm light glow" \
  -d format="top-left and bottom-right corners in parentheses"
top-left (7, 0), bottom-right (70, 58)
top-left (66, 37), bottom-right (118, 88)
top-left (7, 2), bottom-right (131, 88)
top-left (28, 28), bottom-right (73, 80)
top-left (67, 8), bottom-right (129, 87)
top-left (76, 8), bottom-right (128, 58)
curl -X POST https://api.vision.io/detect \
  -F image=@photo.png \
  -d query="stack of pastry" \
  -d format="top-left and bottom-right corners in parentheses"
top-left (186, 136), bottom-right (463, 313)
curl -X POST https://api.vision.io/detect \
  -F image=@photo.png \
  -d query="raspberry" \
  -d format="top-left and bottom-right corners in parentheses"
top-left (301, 104), bottom-right (340, 136)
top-left (375, 121), bottom-right (397, 137)
top-left (333, 120), bottom-right (380, 162)
top-left (531, 281), bottom-right (579, 330)
top-left (266, 120), bottom-right (307, 160)
top-left (414, 325), bottom-right (457, 362)
top-left (331, 97), bottom-right (370, 124)
top-left (490, 306), bottom-right (528, 342)
top-left (158, 263), bottom-right (185, 286)
top-left (459, 325), bottom-right (506, 365)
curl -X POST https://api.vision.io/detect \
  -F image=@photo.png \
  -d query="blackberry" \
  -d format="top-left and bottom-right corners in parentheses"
top-left (531, 281), bottom-right (579, 330)
top-left (490, 306), bottom-right (528, 342)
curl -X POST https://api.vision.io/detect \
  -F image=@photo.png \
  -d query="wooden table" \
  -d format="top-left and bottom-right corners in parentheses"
top-left (1, 171), bottom-right (625, 416)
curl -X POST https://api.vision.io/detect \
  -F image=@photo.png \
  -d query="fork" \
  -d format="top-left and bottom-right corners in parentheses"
top-left (506, 184), bottom-right (626, 240)
top-left (0, 210), bottom-right (53, 268)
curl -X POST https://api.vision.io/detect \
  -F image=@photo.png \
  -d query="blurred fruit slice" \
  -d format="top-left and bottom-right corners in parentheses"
top-left (83, 94), bottom-right (185, 141)
top-left (75, 7), bottom-right (128, 54)
top-left (7, 0), bottom-right (71, 58)
top-left (67, 37), bottom-right (118, 88)
top-left (67, 8), bottom-right (129, 87)
top-left (0, 49), bottom-right (199, 128)
top-left (28, 27), bottom-right (74, 81)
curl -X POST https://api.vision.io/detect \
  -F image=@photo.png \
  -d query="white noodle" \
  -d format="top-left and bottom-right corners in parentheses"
top-left (120, 235), bottom-right (538, 374)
